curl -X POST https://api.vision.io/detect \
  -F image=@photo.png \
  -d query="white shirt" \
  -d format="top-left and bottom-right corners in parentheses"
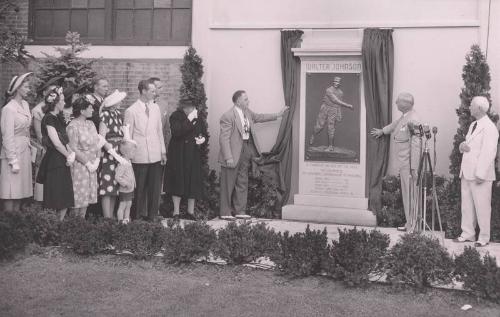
top-left (234, 106), bottom-right (250, 140)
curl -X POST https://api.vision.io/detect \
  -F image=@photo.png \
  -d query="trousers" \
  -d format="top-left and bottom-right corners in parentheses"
top-left (219, 139), bottom-right (257, 216)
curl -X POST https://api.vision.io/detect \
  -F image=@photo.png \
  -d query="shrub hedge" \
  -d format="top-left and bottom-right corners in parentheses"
top-left (1, 210), bottom-right (499, 303)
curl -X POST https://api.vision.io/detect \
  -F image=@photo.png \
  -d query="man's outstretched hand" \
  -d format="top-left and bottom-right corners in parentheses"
top-left (371, 128), bottom-right (384, 138)
top-left (277, 106), bottom-right (289, 118)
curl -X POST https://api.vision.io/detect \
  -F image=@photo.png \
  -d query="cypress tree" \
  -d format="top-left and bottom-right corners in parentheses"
top-left (449, 45), bottom-right (497, 179)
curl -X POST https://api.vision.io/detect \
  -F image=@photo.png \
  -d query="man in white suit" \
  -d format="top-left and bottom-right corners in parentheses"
top-left (371, 92), bottom-right (421, 231)
top-left (455, 96), bottom-right (498, 247)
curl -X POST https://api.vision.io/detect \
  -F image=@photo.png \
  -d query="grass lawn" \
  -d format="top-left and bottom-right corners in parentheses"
top-left (0, 248), bottom-right (499, 317)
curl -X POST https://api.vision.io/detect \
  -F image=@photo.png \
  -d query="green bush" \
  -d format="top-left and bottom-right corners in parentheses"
top-left (386, 233), bottom-right (454, 289)
top-left (214, 222), bottom-right (280, 265)
top-left (328, 228), bottom-right (390, 286)
top-left (247, 173), bottom-right (281, 219)
top-left (0, 211), bottom-right (29, 259)
top-left (455, 246), bottom-right (500, 302)
top-left (162, 221), bottom-right (217, 264)
top-left (112, 220), bottom-right (164, 259)
top-left (21, 209), bottom-right (60, 247)
top-left (59, 217), bottom-right (116, 255)
top-left (271, 225), bottom-right (330, 277)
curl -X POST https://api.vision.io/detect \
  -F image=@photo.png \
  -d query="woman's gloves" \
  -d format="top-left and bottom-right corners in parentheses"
top-left (66, 152), bottom-right (76, 166)
top-left (85, 157), bottom-right (100, 172)
top-left (9, 159), bottom-right (20, 174)
top-left (195, 135), bottom-right (206, 145)
top-left (108, 148), bottom-right (128, 165)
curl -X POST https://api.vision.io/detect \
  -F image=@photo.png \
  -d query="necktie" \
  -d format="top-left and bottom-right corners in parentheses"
top-left (243, 113), bottom-right (249, 133)
top-left (145, 104), bottom-right (150, 117)
top-left (471, 122), bottom-right (477, 134)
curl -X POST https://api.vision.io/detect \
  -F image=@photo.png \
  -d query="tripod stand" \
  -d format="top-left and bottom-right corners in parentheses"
top-left (410, 135), bottom-right (443, 236)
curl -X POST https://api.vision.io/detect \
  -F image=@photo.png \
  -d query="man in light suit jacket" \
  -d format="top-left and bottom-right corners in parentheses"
top-left (124, 79), bottom-right (167, 220)
top-left (218, 90), bottom-right (287, 220)
top-left (455, 96), bottom-right (498, 247)
top-left (371, 92), bottom-right (421, 231)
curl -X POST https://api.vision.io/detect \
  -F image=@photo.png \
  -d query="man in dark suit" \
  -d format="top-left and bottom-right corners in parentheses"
top-left (218, 90), bottom-right (287, 220)
top-left (88, 76), bottom-right (109, 130)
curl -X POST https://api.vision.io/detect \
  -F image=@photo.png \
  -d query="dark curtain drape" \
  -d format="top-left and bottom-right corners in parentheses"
top-left (362, 28), bottom-right (394, 212)
top-left (256, 29), bottom-right (303, 206)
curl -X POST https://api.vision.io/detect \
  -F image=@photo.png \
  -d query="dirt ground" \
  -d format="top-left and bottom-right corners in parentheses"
top-left (0, 248), bottom-right (499, 317)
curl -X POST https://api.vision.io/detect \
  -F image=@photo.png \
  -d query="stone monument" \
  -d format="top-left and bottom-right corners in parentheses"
top-left (282, 29), bottom-right (376, 226)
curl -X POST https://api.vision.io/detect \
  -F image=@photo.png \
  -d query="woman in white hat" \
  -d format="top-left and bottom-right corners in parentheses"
top-left (98, 89), bottom-right (127, 218)
top-left (0, 72), bottom-right (34, 211)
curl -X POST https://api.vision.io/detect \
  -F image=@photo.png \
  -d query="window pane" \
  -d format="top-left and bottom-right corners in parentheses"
top-left (153, 9), bottom-right (170, 40)
top-left (172, 9), bottom-right (190, 42)
top-left (173, 0), bottom-right (191, 8)
top-left (154, 0), bottom-right (171, 8)
top-left (53, 0), bottom-right (70, 8)
top-left (88, 9), bottom-right (105, 38)
top-left (115, 10), bottom-right (134, 39)
top-left (89, 0), bottom-right (105, 8)
top-left (34, 0), bottom-right (53, 8)
top-left (135, 0), bottom-right (153, 9)
top-left (53, 10), bottom-right (70, 36)
top-left (70, 10), bottom-right (88, 36)
top-left (134, 10), bottom-right (152, 39)
top-left (34, 10), bottom-right (53, 37)
top-left (71, 0), bottom-right (88, 8)
top-left (114, 0), bottom-right (134, 9)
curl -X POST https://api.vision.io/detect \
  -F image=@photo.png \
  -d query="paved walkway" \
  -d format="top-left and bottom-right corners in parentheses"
top-left (207, 218), bottom-right (500, 265)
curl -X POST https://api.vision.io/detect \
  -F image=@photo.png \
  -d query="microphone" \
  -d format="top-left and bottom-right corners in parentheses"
top-left (418, 124), bottom-right (424, 137)
top-left (432, 126), bottom-right (438, 135)
top-left (407, 121), bottom-right (416, 136)
top-left (423, 124), bottom-right (431, 139)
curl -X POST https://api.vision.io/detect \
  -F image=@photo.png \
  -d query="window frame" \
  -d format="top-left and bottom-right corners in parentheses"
top-left (28, 0), bottom-right (192, 46)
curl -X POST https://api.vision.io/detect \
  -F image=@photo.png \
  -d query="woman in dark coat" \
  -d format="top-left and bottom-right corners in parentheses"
top-left (164, 99), bottom-right (206, 220)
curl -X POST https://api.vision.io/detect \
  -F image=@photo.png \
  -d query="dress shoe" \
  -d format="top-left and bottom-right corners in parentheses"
top-left (474, 241), bottom-right (489, 247)
top-left (453, 236), bottom-right (475, 243)
top-left (172, 214), bottom-right (180, 222)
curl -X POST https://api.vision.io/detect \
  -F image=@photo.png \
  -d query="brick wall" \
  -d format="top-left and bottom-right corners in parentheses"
top-left (92, 59), bottom-right (183, 114)
top-left (0, 0), bottom-right (183, 112)
top-left (1, 58), bottom-right (183, 114)
top-left (0, 0), bottom-right (29, 36)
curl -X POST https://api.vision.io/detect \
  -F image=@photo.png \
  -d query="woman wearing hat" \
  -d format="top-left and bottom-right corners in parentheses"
top-left (67, 94), bottom-right (126, 218)
top-left (0, 72), bottom-right (34, 211)
top-left (31, 83), bottom-right (58, 202)
top-left (164, 98), bottom-right (206, 220)
top-left (98, 89), bottom-right (126, 218)
top-left (37, 86), bottom-right (76, 220)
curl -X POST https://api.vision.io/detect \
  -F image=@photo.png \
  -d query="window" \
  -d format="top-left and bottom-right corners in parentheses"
top-left (28, 0), bottom-right (192, 45)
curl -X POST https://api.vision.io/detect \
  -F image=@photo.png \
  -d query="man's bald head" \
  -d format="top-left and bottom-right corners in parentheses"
top-left (396, 92), bottom-right (414, 113)
top-left (470, 96), bottom-right (489, 119)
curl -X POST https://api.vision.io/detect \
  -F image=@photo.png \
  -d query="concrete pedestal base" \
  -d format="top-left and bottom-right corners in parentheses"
top-left (282, 204), bottom-right (377, 226)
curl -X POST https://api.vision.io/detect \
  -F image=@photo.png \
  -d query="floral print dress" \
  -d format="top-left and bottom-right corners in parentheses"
top-left (67, 119), bottom-right (100, 208)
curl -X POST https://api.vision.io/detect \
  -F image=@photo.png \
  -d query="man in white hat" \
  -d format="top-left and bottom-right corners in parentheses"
top-left (309, 76), bottom-right (354, 152)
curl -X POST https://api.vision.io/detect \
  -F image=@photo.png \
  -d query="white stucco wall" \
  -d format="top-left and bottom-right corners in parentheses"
top-left (191, 0), bottom-right (499, 179)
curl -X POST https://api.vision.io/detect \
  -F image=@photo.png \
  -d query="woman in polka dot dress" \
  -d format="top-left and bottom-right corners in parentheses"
top-left (98, 90), bottom-right (126, 218)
